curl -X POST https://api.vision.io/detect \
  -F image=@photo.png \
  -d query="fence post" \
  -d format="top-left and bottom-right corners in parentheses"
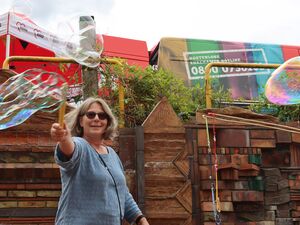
top-left (80, 16), bottom-right (98, 99)
top-left (135, 126), bottom-right (145, 212)
top-left (186, 128), bottom-right (202, 225)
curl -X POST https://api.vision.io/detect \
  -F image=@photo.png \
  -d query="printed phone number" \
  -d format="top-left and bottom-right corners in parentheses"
top-left (190, 65), bottom-right (267, 75)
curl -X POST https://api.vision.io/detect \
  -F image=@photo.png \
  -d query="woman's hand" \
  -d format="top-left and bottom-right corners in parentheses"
top-left (137, 217), bottom-right (149, 225)
top-left (50, 123), bottom-right (69, 142)
top-left (50, 123), bottom-right (74, 157)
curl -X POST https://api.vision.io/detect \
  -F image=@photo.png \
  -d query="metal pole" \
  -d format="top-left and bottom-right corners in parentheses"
top-left (204, 62), bottom-right (281, 108)
top-left (5, 35), bottom-right (10, 59)
top-left (79, 16), bottom-right (98, 99)
top-left (2, 56), bottom-right (125, 128)
top-left (2, 56), bottom-right (76, 69)
top-left (6, 12), bottom-right (11, 59)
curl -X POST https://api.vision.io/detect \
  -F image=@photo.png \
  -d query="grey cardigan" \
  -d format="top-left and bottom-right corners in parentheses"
top-left (54, 137), bottom-right (141, 225)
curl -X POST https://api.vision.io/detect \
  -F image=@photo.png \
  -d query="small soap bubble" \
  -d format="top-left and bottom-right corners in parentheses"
top-left (265, 56), bottom-right (300, 105)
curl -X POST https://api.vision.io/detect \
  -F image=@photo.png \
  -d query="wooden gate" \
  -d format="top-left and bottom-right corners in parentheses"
top-left (140, 97), bottom-right (192, 225)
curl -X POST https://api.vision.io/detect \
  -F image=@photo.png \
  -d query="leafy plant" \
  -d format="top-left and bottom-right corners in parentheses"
top-left (248, 93), bottom-right (300, 122)
top-left (98, 60), bottom-right (233, 127)
top-left (74, 58), bottom-right (300, 125)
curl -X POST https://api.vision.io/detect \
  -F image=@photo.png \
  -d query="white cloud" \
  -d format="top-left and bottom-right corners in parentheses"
top-left (1, 0), bottom-right (300, 49)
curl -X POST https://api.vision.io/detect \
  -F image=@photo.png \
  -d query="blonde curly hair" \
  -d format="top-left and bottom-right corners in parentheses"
top-left (65, 97), bottom-right (118, 140)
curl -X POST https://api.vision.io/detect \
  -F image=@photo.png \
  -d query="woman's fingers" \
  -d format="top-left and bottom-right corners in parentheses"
top-left (51, 123), bottom-right (67, 142)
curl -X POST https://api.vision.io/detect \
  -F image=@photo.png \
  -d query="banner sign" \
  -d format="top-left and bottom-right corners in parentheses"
top-left (8, 12), bottom-right (65, 53)
top-left (183, 49), bottom-right (270, 79)
top-left (155, 38), bottom-right (300, 99)
top-left (0, 13), bottom-right (8, 36)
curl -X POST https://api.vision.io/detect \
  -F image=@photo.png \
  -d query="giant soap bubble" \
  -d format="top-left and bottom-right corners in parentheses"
top-left (54, 14), bottom-right (104, 68)
top-left (265, 56), bottom-right (300, 105)
top-left (0, 69), bottom-right (67, 130)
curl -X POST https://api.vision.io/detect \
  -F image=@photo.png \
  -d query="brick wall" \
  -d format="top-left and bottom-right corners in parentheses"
top-left (0, 111), bottom-right (138, 224)
top-left (192, 112), bottom-right (300, 225)
top-left (0, 111), bottom-right (59, 224)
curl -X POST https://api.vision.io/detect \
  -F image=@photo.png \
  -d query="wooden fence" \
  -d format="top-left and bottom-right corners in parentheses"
top-left (1, 96), bottom-right (300, 225)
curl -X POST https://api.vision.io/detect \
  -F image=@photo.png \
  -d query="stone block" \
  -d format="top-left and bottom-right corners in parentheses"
top-left (265, 192), bottom-right (290, 205)
top-left (8, 190), bottom-right (36, 198)
top-left (218, 166), bottom-right (239, 180)
top-left (275, 218), bottom-right (293, 225)
top-left (256, 222), bottom-right (275, 225)
top-left (248, 176), bottom-right (264, 191)
top-left (277, 179), bottom-right (289, 190)
top-left (262, 151), bottom-right (290, 167)
top-left (198, 129), bottom-right (209, 147)
top-left (275, 130), bottom-right (291, 143)
top-left (234, 181), bottom-right (249, 190)
top-left (201, 201), bottom-right (233, 212)
top-left (264, 205), bottom-right (277, 211)
top-left (289, 179), bottom-right (300, 190)
top-left (292, 133), bottom-right (300, 143)
top-left (263, 168), bottom-right (281, 177)
top-left (0, 201), bottom-right (17, 208)
top-left (250, 130), bottom-right (275, 139)
top-left (232, 191), bottom-right (263, 202)
top-left (46, 201), bottom-right (58, 208)
top-left (37, 190), bottom-right (61, 197)
top-left (0, 191), bottom-right (7, 197)
top-left (276, 209), bottom-right (290, 218)
top-left (251, 139), bottom-right (276, 148)
top-left (291, 210), bottom-right (300, 217)
top-left (219, 190), bottom-right (232, 202)
top-left (217, 129), bottom-right (250, 147)
top-left (237, 210), bottom-right (264, 221)
top-left (0, 131), bottom-right (17, 145)
top-left (239, 164), bottom-right (260, 177)
top-left (248, 154), bottom-right (262, 165)
top-left (265, 210), bottom-right (276, 221)
top-left (234, 202), bottom-right (263, 212)
top-left (18, 201), bottom-right (46, 208)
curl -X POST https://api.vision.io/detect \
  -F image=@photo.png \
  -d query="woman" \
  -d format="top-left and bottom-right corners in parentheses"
top-left (50, 97), bottom-right (149, 225)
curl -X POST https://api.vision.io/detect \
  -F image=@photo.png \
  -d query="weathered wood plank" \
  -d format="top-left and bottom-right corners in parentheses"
top-left (136, 126), bottom-right (145, 212)
top-left (143, 97), bottom-right (184, 133)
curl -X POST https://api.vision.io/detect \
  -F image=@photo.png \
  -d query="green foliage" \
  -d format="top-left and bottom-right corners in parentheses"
top-left (99, 61), bottom-right (233, 127)
top-left (71, 59), bottom-right (300, 125)
top-left (248, 93), bottom-right (300, 122)
top-left (210, 81), bottom-right (234, 108)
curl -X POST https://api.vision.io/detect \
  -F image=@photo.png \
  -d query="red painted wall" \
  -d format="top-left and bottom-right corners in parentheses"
top-left (0, 34), bottom-right (150, 85)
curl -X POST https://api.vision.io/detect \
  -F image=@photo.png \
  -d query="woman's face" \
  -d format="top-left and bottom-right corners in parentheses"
top-left (80, 102), bottom-right (109, 139)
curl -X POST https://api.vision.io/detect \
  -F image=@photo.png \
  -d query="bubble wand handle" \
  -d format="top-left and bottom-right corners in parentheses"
top-left (58, 101), bottom-right (66, 127)
top-left (58, 84), bottom-right (68, 127)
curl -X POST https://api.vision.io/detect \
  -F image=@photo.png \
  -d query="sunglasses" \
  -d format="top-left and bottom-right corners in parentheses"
top-left (85, 111), bottom-right (109, 120)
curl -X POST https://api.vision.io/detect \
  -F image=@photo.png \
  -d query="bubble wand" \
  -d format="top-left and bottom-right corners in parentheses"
top-left (58, 84), bottom-right (68, 127)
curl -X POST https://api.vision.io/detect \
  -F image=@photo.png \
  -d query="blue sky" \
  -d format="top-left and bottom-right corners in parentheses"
top-left (1, 0), bottom-right (300, 50)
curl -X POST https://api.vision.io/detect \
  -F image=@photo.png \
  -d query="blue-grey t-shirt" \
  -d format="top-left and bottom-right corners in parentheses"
top-left (54, 137), bottom-right (141, 225)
